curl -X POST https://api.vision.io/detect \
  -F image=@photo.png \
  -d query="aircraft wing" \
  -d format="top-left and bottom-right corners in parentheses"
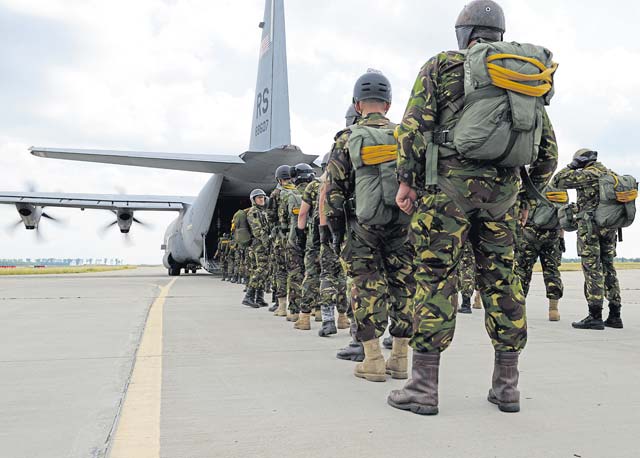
top-left (30, 147), bottom-right (245, 174)
top-left (0, 191), bottom-right (194, 211)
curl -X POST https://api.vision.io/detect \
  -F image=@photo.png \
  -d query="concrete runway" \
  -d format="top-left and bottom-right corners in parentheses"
top-left (0, 267), bottom-right (638, 458)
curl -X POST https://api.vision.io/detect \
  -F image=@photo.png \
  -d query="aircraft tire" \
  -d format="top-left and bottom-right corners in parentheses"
top-left (168, 267), bottom-right (181, 276)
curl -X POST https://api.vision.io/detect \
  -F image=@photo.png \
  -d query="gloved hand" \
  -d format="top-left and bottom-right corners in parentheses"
top-left (328, 215), bottom-right (345, 255)
top-left (295, 227), bottom-right (307, 252)
top-left (319, 225), bottom-right (331, 244)
top-left (559, 237), bottom-right (566, 253)
top-left (567, 159), bottom-right (582, 170)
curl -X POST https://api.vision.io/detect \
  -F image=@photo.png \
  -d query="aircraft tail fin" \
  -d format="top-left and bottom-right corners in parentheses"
top-left (249, 0), bottom-right (291, 152)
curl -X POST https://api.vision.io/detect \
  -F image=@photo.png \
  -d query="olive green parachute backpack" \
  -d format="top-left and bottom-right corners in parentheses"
top-left (231, 208), bottom-right (251, 246)
top-left (348, 125), bottom-right (408, 226)
top-left (593, 171), bottom-right (638, 229)
top-left (558, 202), bottom-right (579, 232)
top-left (529, 188), bottom-right (568, 230)
top-left (283, 187), bottom-right (302, 247)
top-left (439, 41), bottom-right (558, 167)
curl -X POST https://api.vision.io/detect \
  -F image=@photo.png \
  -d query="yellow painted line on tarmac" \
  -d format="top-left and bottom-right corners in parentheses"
top-left (109, 278), bottom-right (177, 458)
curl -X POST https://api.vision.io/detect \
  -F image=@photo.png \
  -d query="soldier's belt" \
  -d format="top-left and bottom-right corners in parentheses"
top-left (361, 145), bottom-right (397, 165)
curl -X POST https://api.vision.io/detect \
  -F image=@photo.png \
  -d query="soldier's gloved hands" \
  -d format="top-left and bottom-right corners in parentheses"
top-left (559, 238), bottom-right (566, 253)
top-left (319, 225), bottom-right (331, 244)
top-left (567, 159), bottom-right (582, 170)
top-left (327, 215), bottom-right (345, 255)
top-left (295, 227), bottom-right (307, 252)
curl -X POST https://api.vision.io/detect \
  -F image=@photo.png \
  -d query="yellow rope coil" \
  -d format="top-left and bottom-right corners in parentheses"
top-left (486, 54), bottom-right (558, 97)
top-left (546, 191), bottom-right (569, 203)
top-left (361, 145), bottom-right (397, 166)
top-left (616, 190), bottom-right (637, 203)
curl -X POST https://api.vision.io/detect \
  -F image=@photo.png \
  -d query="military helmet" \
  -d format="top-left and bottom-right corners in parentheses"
top-left (345, 104), bottom-right (360, 127)
top-left (353, 69), bottom-right (392, 103)
top-left (455, 0), bottom-right (505, 50)
top-left (321, 152), bottom-right (331, 171)
top-left (291, 163), bottom-right (315, 183)
top-left (573, 148), bottom-right (597, 161)
top-left (249, 188), bottom-right (267, 204)
top-left (275, 164), bottom-right (291, 181)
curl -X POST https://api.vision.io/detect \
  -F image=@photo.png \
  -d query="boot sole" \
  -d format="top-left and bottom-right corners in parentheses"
top-left (571, 324), bottom-right (605, 330)
top-left (385, 369), bottom-right (408, 380)
top-left (604, 323), bottom-right (623, 329)
top-left (294, 326), bottom-right (311, 330)
top-left (387, 398), bottom-right (438, 415)
top-left (354, 372), bottom-right (386, 382)
top-left (487, 394), bottom-right (520, 413)
top-left (336, 354), bottom-right (364, 362)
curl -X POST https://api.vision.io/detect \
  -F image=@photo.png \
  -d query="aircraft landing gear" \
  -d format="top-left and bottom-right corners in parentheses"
top-left (168, 266), bottom-right (181, 276)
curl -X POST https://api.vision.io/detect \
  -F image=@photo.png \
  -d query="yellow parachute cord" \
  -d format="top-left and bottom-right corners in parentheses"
top-left (486, 54), bottom-right (558, 97)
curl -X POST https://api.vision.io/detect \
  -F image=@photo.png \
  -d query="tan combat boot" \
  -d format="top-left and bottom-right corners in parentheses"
top-left (354, 339), bottom-right (386, 382)
top-left (385, 337), bottom-right (410, 379)
top-left (337, 313), bottom-right (350, 329)
top-left (548, 299), bottom-right (560, 321)
top-left (274, 297), bottom-right (287, 317)
top-left (473, 292), bottom-right (482, 309)
top-left (294, 312), bottom-right (311, 330)
top-left (314, 309), bottom-right (322, 322)
top-left (286, 311), bottom-right (299, 322)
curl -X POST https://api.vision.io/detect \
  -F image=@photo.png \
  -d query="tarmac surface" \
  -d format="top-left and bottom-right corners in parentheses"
top-left (0, 266), bottom-right (638, 458)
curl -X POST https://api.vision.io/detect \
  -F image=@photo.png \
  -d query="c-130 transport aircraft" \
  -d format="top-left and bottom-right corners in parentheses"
top-left (0, 0), bottom-right (317, 276)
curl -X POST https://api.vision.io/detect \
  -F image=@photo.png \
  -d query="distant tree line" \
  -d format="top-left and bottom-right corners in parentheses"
top-left (0, 258), bottom-right (125, 266)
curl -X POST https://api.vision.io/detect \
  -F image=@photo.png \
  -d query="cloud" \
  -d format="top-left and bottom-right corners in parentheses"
top-left (1, 0), bottom-right (640, 263)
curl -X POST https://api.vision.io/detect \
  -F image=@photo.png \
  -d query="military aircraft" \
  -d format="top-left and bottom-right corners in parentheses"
top-left (0, 0), bottom-right (316, 276)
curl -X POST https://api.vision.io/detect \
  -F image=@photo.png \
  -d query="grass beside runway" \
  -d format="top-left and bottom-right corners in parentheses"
top-left (534, 262), bottom-right (640, 272)
top-left (0, 266), bottom-right (137, 276)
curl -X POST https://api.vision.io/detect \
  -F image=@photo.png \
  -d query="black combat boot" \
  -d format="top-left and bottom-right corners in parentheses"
top-left (382, 336), bottom-right (393, 350)
top-left (230, 275), bottom-right (238, 284)
top-left (254, 289), bottom-right (269, 307)
top-left (604, 303), bottom-right (623, 329)
top-left (318, 320), bottom-right (337, 337)
top-left (572, 306), bottom-right (605, 330)
top-left (337, 321), bottom-right (364, 361)
top-left (488, 351), bottom-right (521, 413)
top-left (387, 351), bottom-right (440, 415)
top-left (221, 274), bottom-right (227, 281)
top-left (459, 296), bottom-right (472, 314)
top-left (242, 287), bottom-right (259, 308)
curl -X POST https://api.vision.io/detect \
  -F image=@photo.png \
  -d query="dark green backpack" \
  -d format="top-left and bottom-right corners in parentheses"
top-left (558, 203), bottom-right (579, 232)
top-left (231, 209), bottom-right (251, 246)
top-left (529, 188), bottom-right (567, 230)
top-left (593, 172), bottom-right (638, 229)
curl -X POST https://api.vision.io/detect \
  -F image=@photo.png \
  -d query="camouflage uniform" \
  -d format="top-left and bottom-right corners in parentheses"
top-left (300, 178), bottom-right (321, 314)
top-left (515, 201), bottom-right (563, 300)
top-left (268, 186), bottom-right (288, 299)
top-left (278, 183), bottom-right (305, 313)
top-left (246, 203), bottom-right (270, 290)
top-left (216, 235), bottom-right (231, 278)
top-left (552, 162), bottom-right (621, 312)
top-left (457, 240), bottom-right (476, 300)
top-left (396, 51), bottom-right (558, 353)
top-left (326, 113), bottom-right (416, 342)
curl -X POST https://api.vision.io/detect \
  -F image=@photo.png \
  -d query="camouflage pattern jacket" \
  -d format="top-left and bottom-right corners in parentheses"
top-left (396, 50), bottom-right (558, 197)
top-left (552, 161), bottom-right (611, 215)
top-left (246, 204), bottom-right (270, 249)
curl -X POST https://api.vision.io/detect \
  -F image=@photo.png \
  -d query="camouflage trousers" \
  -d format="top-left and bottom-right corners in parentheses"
top-left (233, 247), bottom-right (246, 278)
top-left (457, 240), bottom-right (476, 299)
top-left (286, 243), bottom-right (305, 313)
top-left (515, 227), bottom-right (563, 299)
top-left (410, 189), bottom-right (527, 353)
top-left (577, 223), bottom-right (621, 308)
top-left (248, 242), bottom-right (269, 290)
top-left (341, 219), bottom-right (415, 342)
top-left (319, 241), bottom-right (349, 322)
top-left (273, 236), bottom-right (288, 298)
top-left (301, 243), bottom-right (320, 314)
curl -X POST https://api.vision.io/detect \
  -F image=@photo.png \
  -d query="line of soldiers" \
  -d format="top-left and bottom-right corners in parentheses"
top-left (217, 0), bottom-right (632, 417)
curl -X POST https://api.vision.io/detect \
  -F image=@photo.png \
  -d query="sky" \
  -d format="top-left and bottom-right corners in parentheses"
top-left (1, 0), bottom-right (640, 264)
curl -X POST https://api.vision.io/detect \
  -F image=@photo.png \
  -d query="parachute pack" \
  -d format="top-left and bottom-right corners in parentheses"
top-left (348, 125), bottom-right (407, 226)
top-left (231, 208), bottom-right (251, 246)
top-left (282, 187), bottom-right (302, 246)
top-left (434, 41), bottom-right (557, 169)
top-left (529, 188), bottom-right (568, 230)
top-left (593, 171), bottom-right (638, 229)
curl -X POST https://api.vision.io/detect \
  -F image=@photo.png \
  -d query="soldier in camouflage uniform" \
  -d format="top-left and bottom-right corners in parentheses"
top-left (552, 149), bottom-right (623, 329)
top-left (456, 240), bottom-right (476, 314)
top-left (388, 0), bottom-right (558, 415)
top-left (215, 233), bottom-right (231, 281)
top-left (268, 166), bottom-right (292, 316)
top-left (326, 71), bottom-right (416, 383)
top-left (295, 165), bottom-right (321, 331)
top-left (242, 189), bottom-right (270, 308)
top-left (515, 193), bottom-right (564, 321)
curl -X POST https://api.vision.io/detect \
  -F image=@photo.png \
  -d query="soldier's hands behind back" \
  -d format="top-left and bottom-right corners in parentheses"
top-left (396, 182), bottom-right (417, 215)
